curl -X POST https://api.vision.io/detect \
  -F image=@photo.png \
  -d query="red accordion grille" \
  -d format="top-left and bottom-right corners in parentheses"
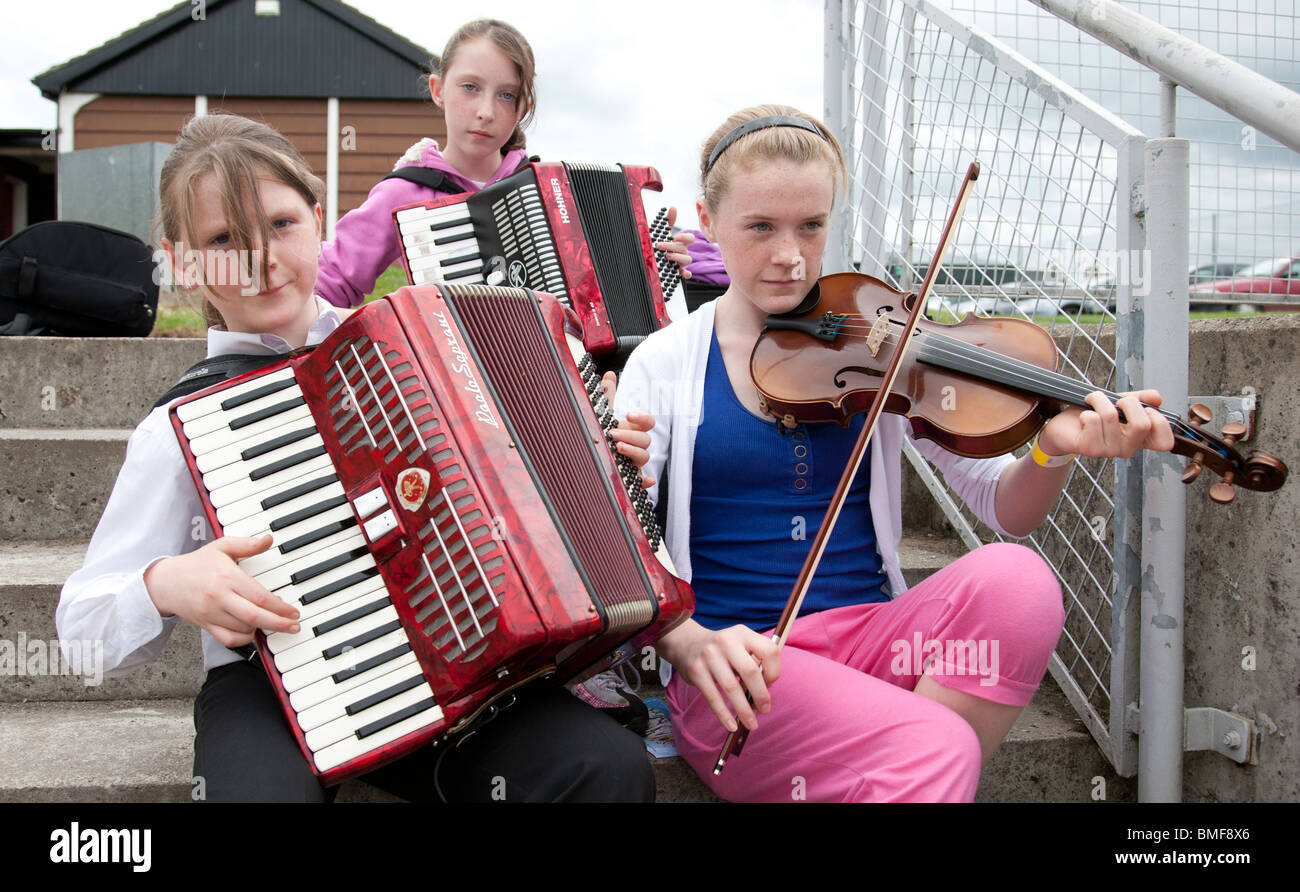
top-left (321, 334), bottom-right (506, 663)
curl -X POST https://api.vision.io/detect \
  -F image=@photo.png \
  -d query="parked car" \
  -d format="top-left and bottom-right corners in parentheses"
top-left (1016, 295), bottom-right (1112, 317)
top-left (1189, 255), bottom-right (1300, 311)
top-left (1188, 261), bottom-right (1249, 284)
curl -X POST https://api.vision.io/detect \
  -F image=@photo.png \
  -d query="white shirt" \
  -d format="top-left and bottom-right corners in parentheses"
top-left (57, 298), bottom-right (343, 676)
top-left (613, 300), bottom-right (1016, 598)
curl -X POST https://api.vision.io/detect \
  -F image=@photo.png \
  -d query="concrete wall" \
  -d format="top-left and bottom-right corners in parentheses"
top-left (901, 313), bottom-right (1300, 800)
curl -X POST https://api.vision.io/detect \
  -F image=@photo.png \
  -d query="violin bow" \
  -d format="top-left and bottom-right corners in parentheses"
top-left (713, 161), bottom-right (982, 775)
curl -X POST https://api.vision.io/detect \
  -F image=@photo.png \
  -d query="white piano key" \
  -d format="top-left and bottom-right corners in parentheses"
top-left (296, 662), bottom-right (429, 734)
top-left (278, 627), bottom-right (410, 693)
top-left (208, 453), bottom-right (335, 510)
top-left (175, 367), bottom-right (297, 424)
top-left (288, 648), bottom-right (419, 712)
top-left (195, 419), bottom-right (319, 475)
top-left (272, 604), bottom-right (400, 673)
top-left (201, 433), bottom-right (326, 491)
top-left (252, 530), bottom-right (369, 593)
top-left (305, 676), bottom-right (438, 752)
top-left (236, 507), bottom-right (360, 578)
top-left (188, 404), bottom-right (315, 457)
top-left (181, 386), bottom-right (306, 439)
top-left (275, 569), bottom-right (387, 628)
top-left (265, 581), bottom-right (388, 653)
top-left (310, 699), bottom-right (444, 773)
top-left (222, 481), bottom-right (346, 538)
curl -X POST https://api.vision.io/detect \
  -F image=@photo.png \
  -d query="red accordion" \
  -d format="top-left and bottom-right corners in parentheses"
top-left (170, 284), bottom-right (692, 785)
top-left (392, 160), bottom-right (673, 360)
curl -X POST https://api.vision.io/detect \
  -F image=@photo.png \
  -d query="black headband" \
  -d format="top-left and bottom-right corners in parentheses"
top-left (705, 115), bottom-right (826, 172)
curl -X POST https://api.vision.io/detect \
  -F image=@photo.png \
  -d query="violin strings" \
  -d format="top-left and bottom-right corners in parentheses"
top-left (823, 321), bottom-right (1202, 442)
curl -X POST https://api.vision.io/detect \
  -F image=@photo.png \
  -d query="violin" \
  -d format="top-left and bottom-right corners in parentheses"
top-left (750, 270), bottom-right (1288, 502)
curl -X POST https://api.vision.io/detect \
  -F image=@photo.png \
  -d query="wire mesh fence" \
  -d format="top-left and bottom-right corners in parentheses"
top-left (827, 0), bottom-right (1151, 762)
top-left (948, 0), bottom-right (1300, 306)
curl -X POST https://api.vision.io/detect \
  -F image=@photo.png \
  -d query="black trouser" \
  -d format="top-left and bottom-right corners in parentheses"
top-left (192, 660), bottom-right (655, 803)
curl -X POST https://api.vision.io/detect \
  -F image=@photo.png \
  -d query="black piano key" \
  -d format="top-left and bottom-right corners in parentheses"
top-left (355, 696), bottom-right (438, 739)
top-left (250, 444), bottom-right (328, 481)
top-left (221, 378), bottom-right (297, 412)
top-left (279, 516), bottom-right (358, 554)
top-left (241, 426), bottom-right (317, 462)
top-left (300, 566), bottom-right (380, 605)
top-left (322, 619), bottom-right (403, 660)
top-left (441, 251), bottom-right (483, 267)
top-left (444, 266), bottom-right (484, 281)
top-left (261, 473), bottom-right (338, 511)
top-left (332, 643), bottom-right (410, 683)
top-left (346, 674), bottom-right (428, 717)
top-left (229, 396), bottom-right (306, 431)
top-left (426, 217), bottom-right (470, 233)
top-left (313, 596), bottom-right (390, 636)
top-left (269, 493), bottom-right (349, 532)
top-left (433, 233), bottom-right (474, 246)
top-left (289, 546), bottom-right (371, 586)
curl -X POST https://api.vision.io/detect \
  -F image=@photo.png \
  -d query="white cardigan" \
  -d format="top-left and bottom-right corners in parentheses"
top-left (613, 300), bottom-right (1016, 600)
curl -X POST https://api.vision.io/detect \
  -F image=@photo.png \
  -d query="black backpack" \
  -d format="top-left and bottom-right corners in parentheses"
top-left (0, 221), bottom-right (159, 336)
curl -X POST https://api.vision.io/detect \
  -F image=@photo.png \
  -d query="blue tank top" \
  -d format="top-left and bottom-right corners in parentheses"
top-left (688, 330), bottom-right (888, 632)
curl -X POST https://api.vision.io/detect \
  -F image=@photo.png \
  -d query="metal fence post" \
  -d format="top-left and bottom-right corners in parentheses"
top-left (1139, 135), bottom-right (1190, 802)
top-left (825, 0), bottom-right (848, 274)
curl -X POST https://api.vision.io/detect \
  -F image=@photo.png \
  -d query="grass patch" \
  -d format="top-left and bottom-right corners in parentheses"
top-left (365, 266), bottom-right (409, 303)
top-left (150, 304), bottom-right (206, 338)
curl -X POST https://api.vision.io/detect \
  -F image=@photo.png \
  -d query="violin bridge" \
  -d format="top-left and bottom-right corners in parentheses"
top-left (866, 314), bottom-right (891, 357)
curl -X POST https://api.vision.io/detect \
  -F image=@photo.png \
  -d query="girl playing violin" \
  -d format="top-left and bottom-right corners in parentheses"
top-left (613, 104), bottom-right (1175, 802)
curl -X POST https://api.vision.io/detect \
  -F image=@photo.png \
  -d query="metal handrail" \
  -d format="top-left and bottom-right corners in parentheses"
top-left (1029, 0), bottom-right (1300, 152)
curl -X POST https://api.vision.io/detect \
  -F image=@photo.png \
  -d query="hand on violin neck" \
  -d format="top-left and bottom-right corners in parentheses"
top-left (1039, 389), bottom-right (1175, 460)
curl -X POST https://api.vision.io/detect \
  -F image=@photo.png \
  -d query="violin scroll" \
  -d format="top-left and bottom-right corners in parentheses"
top-left (1172, 404), bottom-right (1287, 503)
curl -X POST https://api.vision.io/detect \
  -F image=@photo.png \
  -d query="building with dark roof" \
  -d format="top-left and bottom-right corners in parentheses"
top-left (32, 0), bottom-right (446, 234)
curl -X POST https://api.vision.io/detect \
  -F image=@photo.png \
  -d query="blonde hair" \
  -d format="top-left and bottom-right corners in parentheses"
top-left (157, 113), bottom-right (324, 327)
top-left (434, 19), bottom-right (537, 153)
top-left (699, 104), bottom-right (845, 212)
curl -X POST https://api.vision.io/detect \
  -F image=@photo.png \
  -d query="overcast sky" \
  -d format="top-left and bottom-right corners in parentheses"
top-left (2, 0), bottom-right (825, 229)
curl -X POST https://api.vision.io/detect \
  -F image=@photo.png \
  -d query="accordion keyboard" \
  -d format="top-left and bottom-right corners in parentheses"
top-left (176, 372), bottom-right (445, 774)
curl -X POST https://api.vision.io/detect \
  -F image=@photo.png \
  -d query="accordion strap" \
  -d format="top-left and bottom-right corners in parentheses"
top-left (152, 353), bottom-right (291, 410)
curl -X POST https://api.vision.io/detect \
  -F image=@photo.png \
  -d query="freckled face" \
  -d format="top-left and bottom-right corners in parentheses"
top-left (168, 173), bottom-right (322, 347)
top-left (700, 158), bottom-right (835, 318)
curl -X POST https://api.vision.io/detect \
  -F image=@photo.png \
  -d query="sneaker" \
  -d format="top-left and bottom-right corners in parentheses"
top-left (568, 667), bottom-right (650, 736)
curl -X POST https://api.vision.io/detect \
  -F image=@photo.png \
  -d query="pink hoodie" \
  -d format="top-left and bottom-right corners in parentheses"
top-left (316, 141), bottom-right (530, 307)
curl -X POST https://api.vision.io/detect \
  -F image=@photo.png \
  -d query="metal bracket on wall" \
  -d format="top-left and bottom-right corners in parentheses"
top-left (1185, 707), bottom-right (1260, 765)
top-left (1186, 393), bottom-right (1258, 442)
top-left (1126, 703), bottom-right (1260, 765)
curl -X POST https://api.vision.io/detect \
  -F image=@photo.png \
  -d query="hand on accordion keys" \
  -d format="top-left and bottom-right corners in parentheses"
top-left (654, 206), bottom-right (696, 280)
top-left (601, 371), bottom-right (656, 490)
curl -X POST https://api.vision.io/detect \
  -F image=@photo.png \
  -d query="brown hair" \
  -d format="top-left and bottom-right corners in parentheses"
top-left (699, 104), bottom-right (846, 212)
top-left (157, 113), bottom-right (324, 327)
top-left (433, 19), bottom-right (537, 153)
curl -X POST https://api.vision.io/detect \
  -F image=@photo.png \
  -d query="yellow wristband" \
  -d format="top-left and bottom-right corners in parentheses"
top-left (1031, 434), bottom-right (1075, 469)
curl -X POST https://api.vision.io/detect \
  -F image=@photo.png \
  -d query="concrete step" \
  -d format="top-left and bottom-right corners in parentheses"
top-left (3, 535), bottom-right (971, 702)
top-left (0, 679), bottom-right (1128, 802)
top-left (0, 428), bottom-right (132, 541)
top-left (0, 337), bottom-right (205, 430)
top-left (0, 541), bottom-right (204, 702)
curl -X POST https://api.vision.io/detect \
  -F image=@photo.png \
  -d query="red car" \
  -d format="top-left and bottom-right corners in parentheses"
top-left (1189, 255), bottom-right (1300, 310)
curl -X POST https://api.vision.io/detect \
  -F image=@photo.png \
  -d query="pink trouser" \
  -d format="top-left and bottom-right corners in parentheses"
top-left (666, 543), bottom-right (1065, 802)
